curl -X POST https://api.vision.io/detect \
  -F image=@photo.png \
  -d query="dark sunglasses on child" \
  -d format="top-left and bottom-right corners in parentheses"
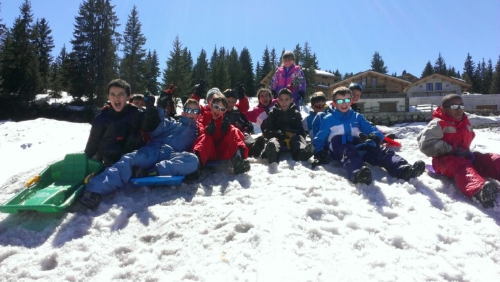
top-left (447, 104), bottom-right (465, 110)
top-left (212, 103), bottom-right (226, 112)
top-left (335, 98), bottom-right (351, 104)
top-left (313, 103), bottom-right (325, 109)
top-left (183, 108), bottom-right (200, 114)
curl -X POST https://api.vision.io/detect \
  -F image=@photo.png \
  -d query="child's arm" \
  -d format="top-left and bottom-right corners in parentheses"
top-left (358, 115), bottom-right (384, 142)
top-left (417, 119), bottom-right (453, 157)
top-left (312, 117), bottom-right (331, 154)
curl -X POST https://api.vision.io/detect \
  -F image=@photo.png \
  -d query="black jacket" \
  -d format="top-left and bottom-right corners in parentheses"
top-left (84, 104), bottom-right (160, 165)
top-left (225, 107), bottom-right (254, 134)
top-left (262, 102), bottom-right (304, 141)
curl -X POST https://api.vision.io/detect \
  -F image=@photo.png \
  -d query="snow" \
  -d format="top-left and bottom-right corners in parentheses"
top-left (1, 101), bottom-right (500, 281)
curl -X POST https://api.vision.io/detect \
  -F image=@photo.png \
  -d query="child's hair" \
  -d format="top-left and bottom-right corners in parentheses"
top-left (184, 98), bottom-right (200, 109)
top-left (278, 88), bottom-right (293, 98)
top-left (223, 89), bottom-right (238, 99)
top-left (107, 79), bottom-right (131, 96)
top-left (331, 86), bottom-right (352, 100)
top-left (129, 94), bottom-right (145, 103)
top-left (282, 51), bottom-right (295, 62)
top-left (257, 88), bottom-right (272, 99)
top-left (441, 94), bottom-right (462, 107)
top-left (310, 92), bottom-right (326, 104)
top-left (211, 93), bottom-right (228, 108)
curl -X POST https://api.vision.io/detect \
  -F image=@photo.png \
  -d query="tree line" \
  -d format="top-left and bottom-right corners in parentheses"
top-left (0, 0), bottom-right (499, 114)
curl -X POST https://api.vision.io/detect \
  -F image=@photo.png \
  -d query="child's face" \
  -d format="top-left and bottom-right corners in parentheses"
top-left (283, 57), bottom-right (294, 68)
top-left (182, 103), bottom-right (200, 121)
top-left (333, 93), bottom-right (352, 113)
top-left (442, 98), bottom-right (465, 121)
top-left (108, 86), bottom-right (129, 112)
top-left (258, 91), bottom-right (271, 106)
top-left (312, 101), bottom-right (326, 113)
top-left (227, 97), bottom-right (237, 111)
top-left (278, 94), bottom-right (293, 111)
top-left (351, 89), bottom-right (362, 104)
top-left (211, 101), bottom-right (227, 120)
top-left (131, 98), bottom-right (145, 108)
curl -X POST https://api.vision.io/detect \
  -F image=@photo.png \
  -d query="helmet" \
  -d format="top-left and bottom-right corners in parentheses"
top-left (348, 82), bottom-right (363, 92)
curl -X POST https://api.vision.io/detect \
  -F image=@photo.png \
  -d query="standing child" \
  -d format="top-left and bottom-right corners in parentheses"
top-left (271, 51), bottom-right (306, 107)
top-left (417, 94), bottom-right (500, 208)
top-left (261, 88), bottom-right (313, 163)
top-left (193, 92), bottom-right (250, 174)
top-left (313, 87), bottom-right (425, 184)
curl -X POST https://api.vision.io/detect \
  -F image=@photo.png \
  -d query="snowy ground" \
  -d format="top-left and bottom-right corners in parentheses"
top-left (0, 102), bottom-right (500, 281)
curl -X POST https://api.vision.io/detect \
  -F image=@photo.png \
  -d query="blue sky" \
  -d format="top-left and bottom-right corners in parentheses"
top-left (2, 0), bottom-right (499, 78)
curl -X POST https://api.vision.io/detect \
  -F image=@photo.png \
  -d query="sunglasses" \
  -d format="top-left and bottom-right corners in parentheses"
top-left (447, 104), bottom-right (465, 110)
top-left (313, 103), bottom-right (325, 109)
top-left (212, 103), bottom-right (226, 112)
top-left (184, 108), bottom-right (200, 114)
top-left (335, 98), bottom-right (351, 104)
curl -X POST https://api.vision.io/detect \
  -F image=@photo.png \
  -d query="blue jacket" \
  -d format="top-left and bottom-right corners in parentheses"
top-left (148, 108), bottom-right (199, 152)
top-left (313, 108), bottom-right (384, 154)
top-left (311, 105), bottom-right (335, 139)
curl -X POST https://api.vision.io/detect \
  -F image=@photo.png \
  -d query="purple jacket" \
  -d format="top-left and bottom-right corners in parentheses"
top-left (270, 64), bottom-right (306, 102)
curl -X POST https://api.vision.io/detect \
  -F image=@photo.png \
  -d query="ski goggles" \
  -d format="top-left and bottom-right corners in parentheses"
top-left (335, 98), bottom-right (351, 104)
top-left (447, 104), bottom-right (465, 110)
top-left (313, 103), bottom-right (326, 109)
top-left (212, 103), bottom-right (227, 112)
top-left (183, 108), bottom-right (200, 114)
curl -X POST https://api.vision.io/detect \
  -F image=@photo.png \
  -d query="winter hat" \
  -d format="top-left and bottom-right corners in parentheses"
top-left (206, 87), bottom-right (222, 103)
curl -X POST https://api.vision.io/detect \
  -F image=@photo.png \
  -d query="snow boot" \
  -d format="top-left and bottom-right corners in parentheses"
top-left (352, 166), bottom-right (372, 185)
top-left (232, 150), bottom-right (250, 174)
top-left (298, 143), bottom-right (314, 161)
top-left (250, 136), bottom-right (266, 158)
top-left (185, 160), bottom-right (202, 181)
top-left (474, 181), bottom-right (499, 209)
top-left (79, 191), bottom-right (102, 210)
top-left (132, 166), bottom-right (158, 178)
top-left (264, 142), bottom-right (279, 164)
top-left (399, 160), bottom-right (425, 181)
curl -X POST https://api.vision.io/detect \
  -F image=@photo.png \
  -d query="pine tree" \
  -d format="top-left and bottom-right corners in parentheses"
top-left (33, 18), bottom-right (54, 92)
top-left (121, 5), bottom-right (146, 93)
top-left (70, 0), bottom-right (120, 104)
top-left (144, 50), bottom-right (160, 95)
top-left (239, 47), bottom-right (255, 96)
top-left (227, 47), bottom-right (241, 88)
top-left (433, 52), bottom-right (447, 75)
top-left (260, 46), bottom-right (272, 82)
top-left (334, 69), bottom-right (342, 80)
top-left (370, 51), bottom-right (388, 74)
top-left (48, 46), bottom-right (66, 98)
top-left (162, 36), bottom-right (191, 100)
top-left (192, 48), bottom-right (208, 86)
top-left (421, 61), bottom-right (433, 78)
top-left (300, 41), bottom-right (318, 98)
top-left (270, 48), bottom-right (278, 71)
top-left (293, 44), bottom-right (302, 65)
top-left (212, 46), bottom-right (230, 89)
top-left (447, 66), bottom-right (458, 78)
top-left (1, 0), bottom-right (42, 106)
top-left (462, 53), bottom-right (476, 92)
top-left (208, 46), bottom-right (218, 87)
top-left (482, 59), bottom-right (493, 94)
top-left (489, 55), bottom-right (500, 94)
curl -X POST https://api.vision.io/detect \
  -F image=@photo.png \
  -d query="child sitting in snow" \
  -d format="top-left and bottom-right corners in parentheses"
top-left (223, 87), bottom-right (253, 134)
top-left (84, 79), bottom-right (160, 167)
top-left (417, 94), bottom-right (500, 208)
top-left (261, 88), bottom-right (313, 163)
top-left (245, 88), bottom-right (277, 128)
top-left (129, 94), bottom-right (146, 108)
top-left (190, 79), bottom-right (249, 118)
top-left (192, 92), bottom-right (250, 174)
top-left (312, 86), bottom-right (425, 184)
top-left (79, 98), bottom-right (202, 210)
top-left (302, 91), bottom-right (329, 139)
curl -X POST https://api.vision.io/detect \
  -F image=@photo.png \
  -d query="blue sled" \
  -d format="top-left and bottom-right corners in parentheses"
top-left (129, 175), bottom-right (184, 187)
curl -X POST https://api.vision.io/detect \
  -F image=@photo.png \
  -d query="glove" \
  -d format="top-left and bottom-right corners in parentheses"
top-left (205, 119), bottom-right (216, 135)
top-left (367, 133), bottom-right (381, 144)
top-left (165, 84), bottom-right (177, 95)
top-left (291, 76), bottom-right (304, 88)
top-left (236, 82), bottom-right (245, 99)
top-left (454, 147), bottom-right (474, 160)
top-left (221, 116), bottom-right (230, 132)
top-left (312, 150), bottom-right (328, 168)
top-left (356, 139), bottom-right (377, 151)
top-left (194, 79), bottom-right (206, 98)
top-left (144, 93), bottom-right (155, 108)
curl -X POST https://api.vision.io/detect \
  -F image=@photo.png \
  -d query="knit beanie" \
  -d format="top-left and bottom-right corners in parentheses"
top-left (206, 87), bottom-right (222, 103)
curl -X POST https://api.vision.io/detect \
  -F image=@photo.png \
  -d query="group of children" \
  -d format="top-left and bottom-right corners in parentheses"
top-left (79, 54), bottom-right (499, 210)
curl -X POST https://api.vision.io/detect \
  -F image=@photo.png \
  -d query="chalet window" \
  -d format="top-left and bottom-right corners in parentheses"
top-left (371, 77), bottom-right (377, 87)
top-left (435, 83), bottom-right (442, 90)
top-left (426, 83), bottom-right (433, 91)
top-left (361, 77), bottom-right (366, 86)
top-left (379, 102), bottom-right (397, 112)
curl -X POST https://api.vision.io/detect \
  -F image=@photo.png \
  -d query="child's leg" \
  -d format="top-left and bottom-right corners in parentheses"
top-left (156, 152), bottom-right (199, 176)
top-left (472, 152), bottom-right (500, 182)
top-left (289, 135), bottom-right (312, 161)
top-left (332, 143), bottom-right (365, 181)
top-left (192, 134), bottom-right (217, 166)
top-left (216, 128), bottom-right (249, 160)
top-left (263, 137), bottom-right (281, 163)
top-left (362, 147), bottom-right (409, 177)
top-left (433, 155), bottom-right (485, 197)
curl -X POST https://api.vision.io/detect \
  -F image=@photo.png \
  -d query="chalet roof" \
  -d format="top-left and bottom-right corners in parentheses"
top-left (329, 70), bottom-right (411, 90)
top-left (314, 69), bottom-right (336, 78)
top-left (403, 73), bottom-right (471, 92)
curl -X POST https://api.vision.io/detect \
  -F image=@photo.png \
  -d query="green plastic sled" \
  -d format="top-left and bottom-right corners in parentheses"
top-left (0, 153), bottom-right (104, 213)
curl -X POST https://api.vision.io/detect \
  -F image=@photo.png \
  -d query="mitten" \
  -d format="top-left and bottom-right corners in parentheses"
top-left (165, 84), bottom-right (177, 95)
top-left (221, 116), bottom-right (230, 132)
top-left (454, 147), bottom-right (474, 160)
top-left (367, 133), bottom-right (381, 144)
top-left (236, 82), bottom-right (245, 99)
top-left (205, 119), bottom-right (216, 135)
top-left (194, 79), bottom-right (206, 98)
